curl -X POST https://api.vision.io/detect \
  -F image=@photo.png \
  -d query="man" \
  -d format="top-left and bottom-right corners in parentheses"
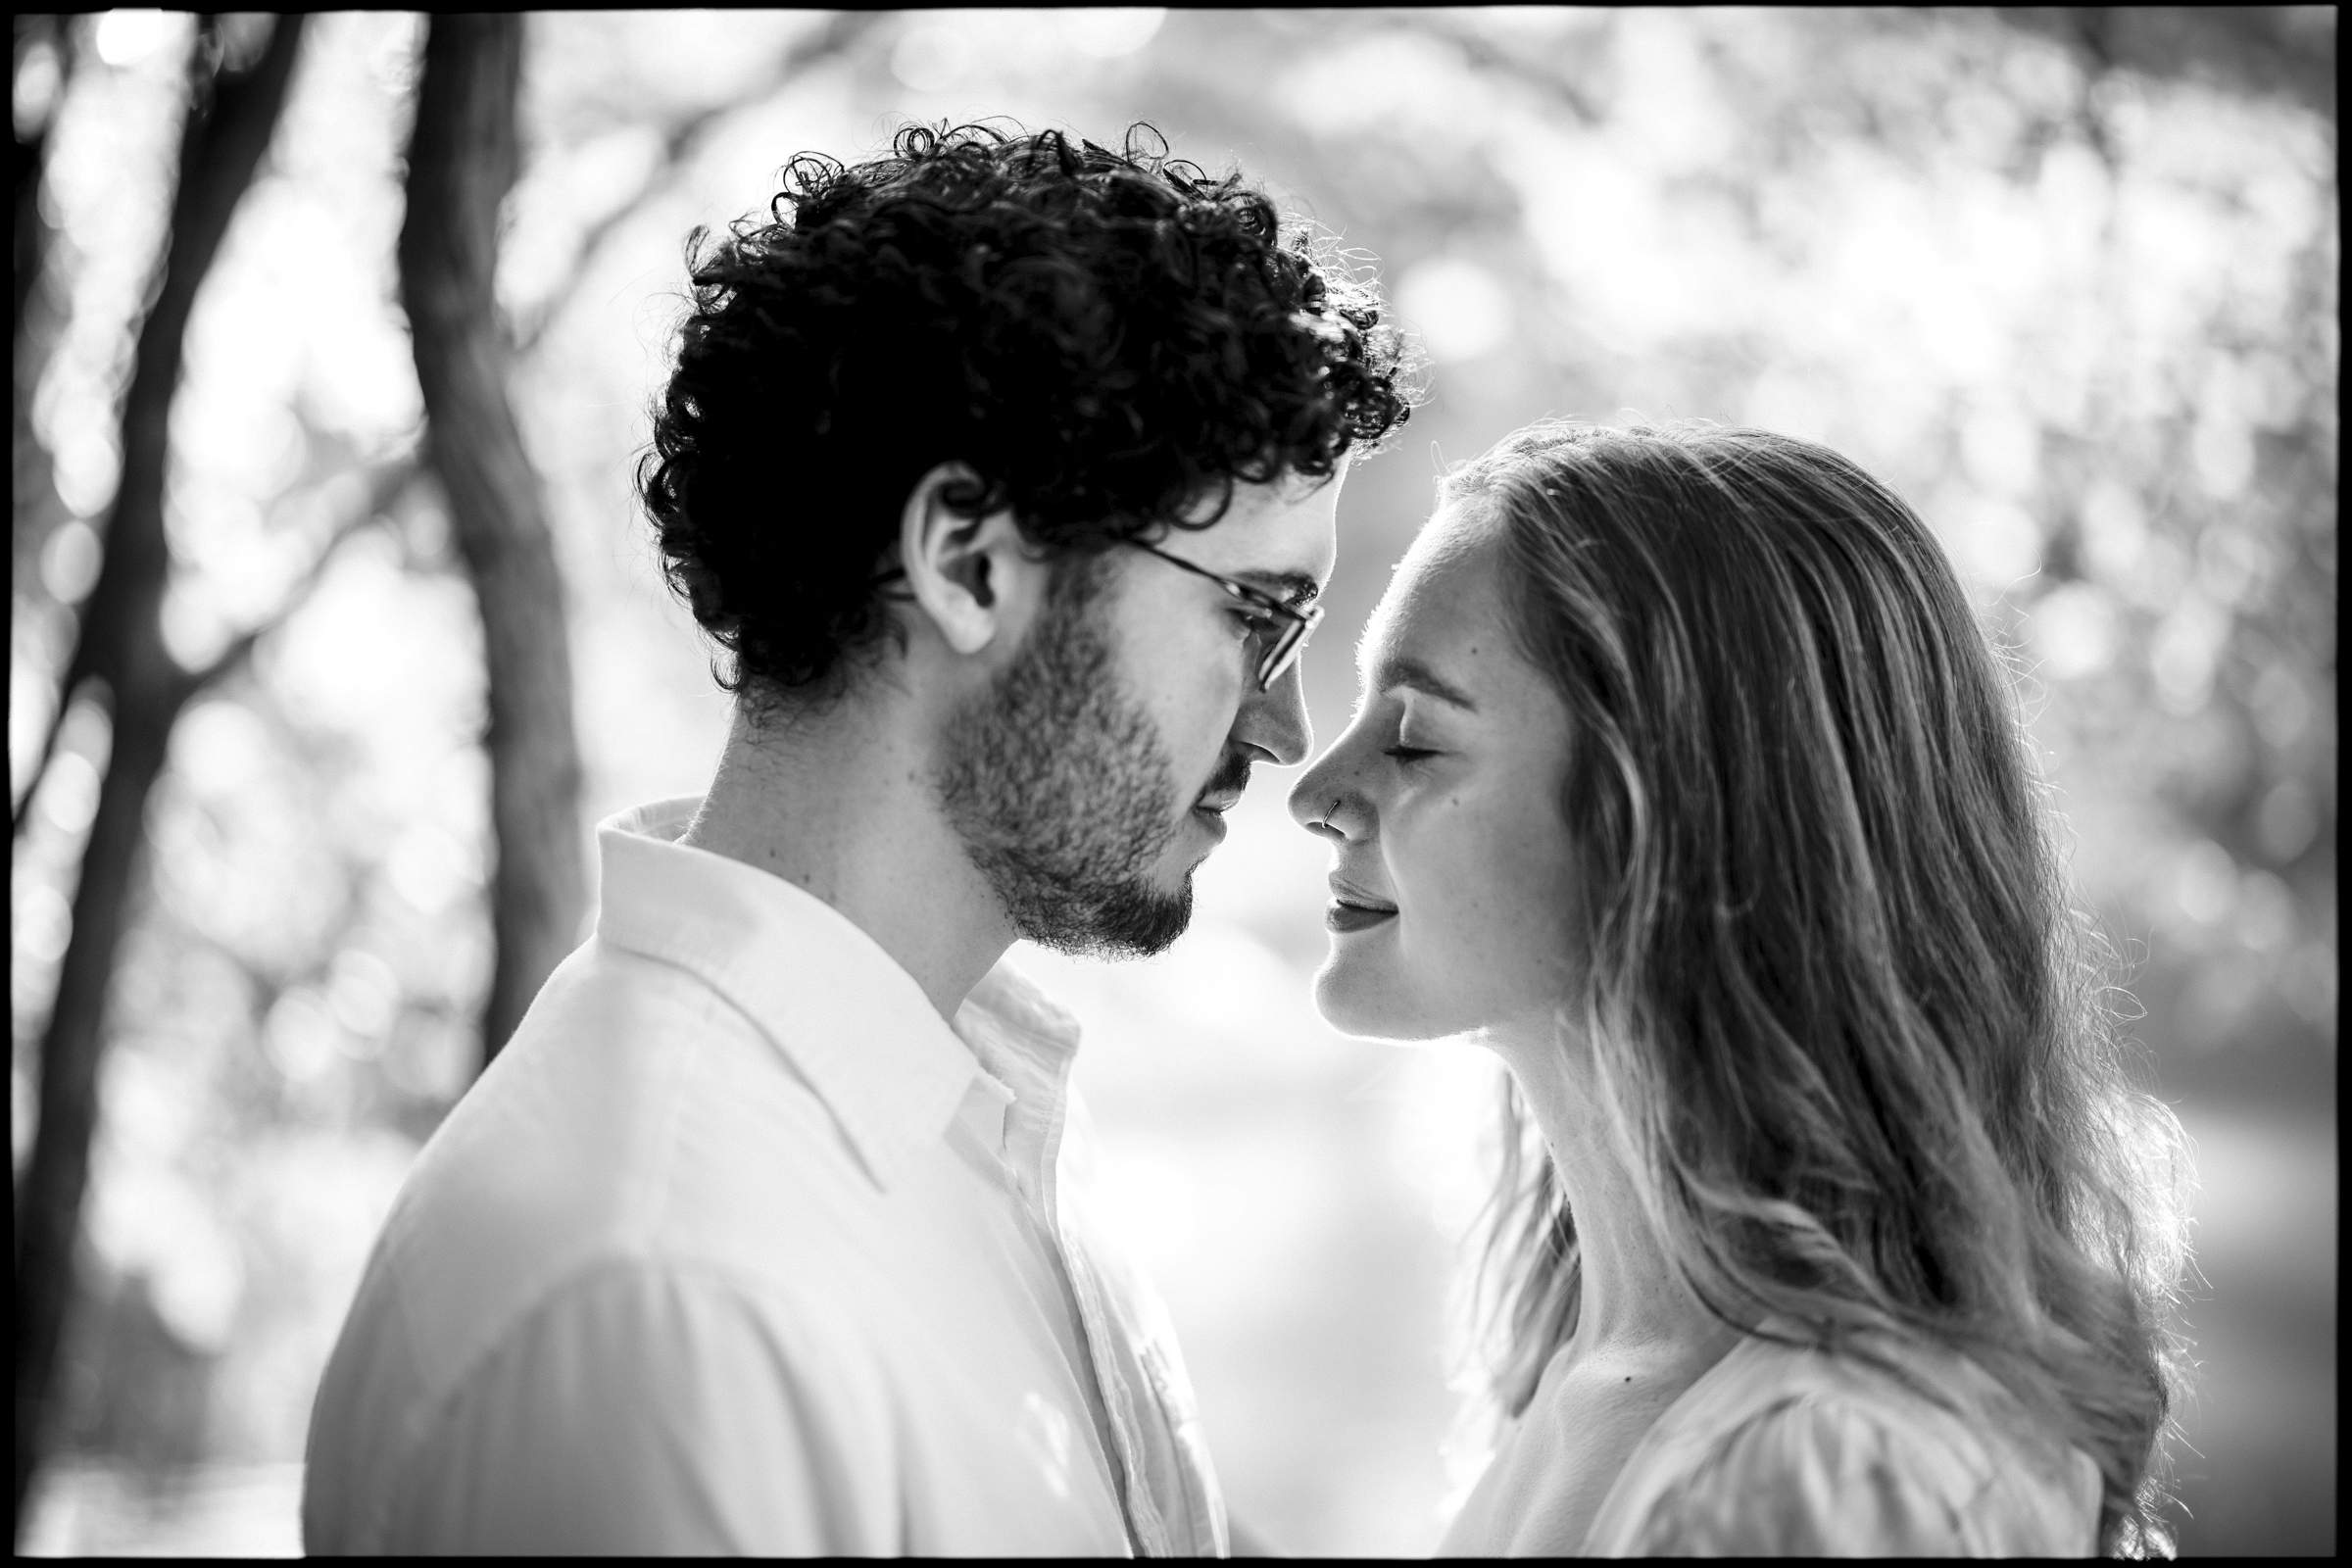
top-left (303, 123), bottom-right (1409, 1554)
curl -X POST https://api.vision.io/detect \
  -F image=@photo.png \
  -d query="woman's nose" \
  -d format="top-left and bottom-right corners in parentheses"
top-left (1289, 752), bottom-right (1348, 840)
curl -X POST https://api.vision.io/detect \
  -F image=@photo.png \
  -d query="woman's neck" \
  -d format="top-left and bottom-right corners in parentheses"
top-left (1481, 1014), bottom-right (1739, 1370)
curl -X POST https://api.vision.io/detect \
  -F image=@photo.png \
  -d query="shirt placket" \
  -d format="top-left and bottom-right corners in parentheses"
top-left (965, 980), bottom-right (1218, 1558)
top-left (987, 1078), bottom-right (1154, 1555)
top-left (1054, 1226), bottom-right (1173, 1556)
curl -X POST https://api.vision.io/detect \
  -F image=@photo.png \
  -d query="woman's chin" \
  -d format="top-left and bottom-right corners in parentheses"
top-left (1311, 955), bottom-right (1446, 1043)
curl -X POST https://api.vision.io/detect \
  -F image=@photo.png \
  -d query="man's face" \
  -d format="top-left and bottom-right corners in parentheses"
top-left (933, 471), bottom-right (1342, 956)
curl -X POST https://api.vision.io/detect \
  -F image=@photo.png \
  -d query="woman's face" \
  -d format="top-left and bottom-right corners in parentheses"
top-left (1289, 505), bottom-right (1585, 1041)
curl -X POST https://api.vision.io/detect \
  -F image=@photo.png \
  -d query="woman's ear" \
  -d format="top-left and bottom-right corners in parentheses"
top-left (899, 463), bottom-right (1039, 657)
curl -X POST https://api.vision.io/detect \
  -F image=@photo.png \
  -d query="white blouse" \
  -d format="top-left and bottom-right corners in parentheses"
top-left (1585, 1328), bottom-right (2104, 1555)
top-left (1460, 1327), bottom-right (2103, 1557)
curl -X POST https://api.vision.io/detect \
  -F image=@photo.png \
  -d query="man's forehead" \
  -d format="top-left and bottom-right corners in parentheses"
top-left (1186, 469), bottom-right (1343, 591)
top-left (1191, 466), bottom-right (1344, 522)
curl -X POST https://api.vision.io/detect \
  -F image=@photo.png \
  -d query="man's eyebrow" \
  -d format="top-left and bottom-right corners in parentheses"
top-left (1236, 569), bottom-right (1322, 610)
top-left (1371, 653), bottom-right (1479, 711)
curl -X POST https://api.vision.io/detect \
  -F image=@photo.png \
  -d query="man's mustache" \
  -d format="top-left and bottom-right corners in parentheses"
top-left (1197, 753), bottom-right (1254, 808)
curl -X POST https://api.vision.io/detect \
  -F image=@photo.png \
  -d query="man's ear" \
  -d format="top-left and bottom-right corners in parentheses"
top-left (899, 463), bottom-right (1039, 657)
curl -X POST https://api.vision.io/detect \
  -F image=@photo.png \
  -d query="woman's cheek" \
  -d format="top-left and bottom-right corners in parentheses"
top-left (1427, 788), bottom-right (1566, 1007)
top-left (1396, 790), bottom-right (1486, 935)
top-left (1384, 791), bottom-right (1441, 900)
top-left (1493, 794), bottom-right (1585, 999)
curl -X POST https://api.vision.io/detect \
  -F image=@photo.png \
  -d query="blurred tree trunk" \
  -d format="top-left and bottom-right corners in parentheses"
top-left (12, 14), bottom-right (305, 1536)
top-left (13, 17), bottom-right (69, 360)
top-left (398, 14), bottom-right (586, 1064)
top-left (13, 17), bottom-right (77, 830)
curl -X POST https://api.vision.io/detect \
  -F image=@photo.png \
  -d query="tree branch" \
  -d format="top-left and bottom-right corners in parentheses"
top-left (512, 11), bottom-right (883, 356)
top-left (1389, 10), bottom-right (1605, 126)
top-left (13, 454), bottom-right (416, 843)
top-left (1992, 7), bottom-right (2336, 121)
top-left (180, 454), bottom-right (420, 703)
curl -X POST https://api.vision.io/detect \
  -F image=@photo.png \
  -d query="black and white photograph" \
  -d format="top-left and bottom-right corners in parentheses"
top-left (11, 7), bottom-right (2335, 1557)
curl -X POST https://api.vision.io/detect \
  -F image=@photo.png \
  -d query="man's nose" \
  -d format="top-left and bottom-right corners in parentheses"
top-left (1238, 661), bottom-right (1313, 767)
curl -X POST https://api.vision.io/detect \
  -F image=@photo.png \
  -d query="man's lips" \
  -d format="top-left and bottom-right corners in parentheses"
top-left (1193, 763), bottom-right (1250, 817)
top-left (1188, 781), bottom-right (1241, 848)
top-left (1192, 750), bottom-right (1255, 818)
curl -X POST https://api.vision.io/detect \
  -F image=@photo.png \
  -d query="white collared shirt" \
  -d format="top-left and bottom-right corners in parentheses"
top-left (302, 798), bottom-right (1227, 1556)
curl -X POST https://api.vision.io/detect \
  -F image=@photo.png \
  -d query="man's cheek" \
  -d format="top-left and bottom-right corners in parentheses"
top-left (1163, 659), bottom-right (1238, 771)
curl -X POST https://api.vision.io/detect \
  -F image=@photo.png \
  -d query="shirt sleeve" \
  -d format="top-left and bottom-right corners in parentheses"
top-left (381, 1262), bottom-right (899, 1555)
top-left (1615, 1395), bottom-right (1973, 1557)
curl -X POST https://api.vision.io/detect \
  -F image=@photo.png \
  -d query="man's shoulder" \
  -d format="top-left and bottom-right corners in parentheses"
top-left (355, 937), bottom-right (888, 1369)
top-left (306, 941), bottom-right (901, 1532)
top-left (303, 1248), bottom-right (894, 1554)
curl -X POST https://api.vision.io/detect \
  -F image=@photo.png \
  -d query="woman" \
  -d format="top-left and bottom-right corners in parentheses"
top-left (1290, 421), bottom-right (2189, 1556)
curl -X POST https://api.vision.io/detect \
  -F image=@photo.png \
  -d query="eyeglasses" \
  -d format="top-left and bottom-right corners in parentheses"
top-left (1128, 541), bottom-right (1324, 692)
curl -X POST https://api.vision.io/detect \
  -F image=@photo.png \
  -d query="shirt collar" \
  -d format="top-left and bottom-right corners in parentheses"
top-left (953, 959), bottom-right (1086, 1219)
top-left (592, 797), bottom-right (981, 1191)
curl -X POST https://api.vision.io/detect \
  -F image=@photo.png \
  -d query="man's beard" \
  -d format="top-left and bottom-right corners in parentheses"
top-left (932, 559), bottom-right (1202, 958)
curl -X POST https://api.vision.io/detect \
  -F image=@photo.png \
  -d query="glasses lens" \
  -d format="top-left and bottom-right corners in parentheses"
top-left (1257, 617), bottom-right (1311, 691)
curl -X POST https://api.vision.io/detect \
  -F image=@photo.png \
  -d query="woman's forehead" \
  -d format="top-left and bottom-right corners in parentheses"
top-left (1358, 510), bottom-right (1508, 687)
top-left (1400, 500), bottom-right (1499, 574)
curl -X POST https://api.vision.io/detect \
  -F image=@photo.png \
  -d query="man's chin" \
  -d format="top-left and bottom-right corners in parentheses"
top-left (1019, 872), bottom-right (1194, 959)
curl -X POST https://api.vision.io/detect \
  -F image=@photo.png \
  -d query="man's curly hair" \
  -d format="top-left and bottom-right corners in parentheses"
top-left (637, 122), bottom-right (1414, 699)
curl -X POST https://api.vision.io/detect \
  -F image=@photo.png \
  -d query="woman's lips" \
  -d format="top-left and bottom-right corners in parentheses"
top-left (1326, 900), bottom-right (1396, 934)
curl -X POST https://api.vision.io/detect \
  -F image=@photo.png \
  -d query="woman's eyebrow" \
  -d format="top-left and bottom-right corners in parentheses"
top-left (1371, 653), bottom-right (1479, 711)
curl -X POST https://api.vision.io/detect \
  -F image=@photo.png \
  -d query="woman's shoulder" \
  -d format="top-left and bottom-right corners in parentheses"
top-left (1582, 1328), bottom-right (2103, 1557)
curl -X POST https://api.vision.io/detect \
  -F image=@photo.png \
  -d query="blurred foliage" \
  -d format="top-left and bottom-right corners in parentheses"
top-left (10, 8), bottom-right (2335, 1555)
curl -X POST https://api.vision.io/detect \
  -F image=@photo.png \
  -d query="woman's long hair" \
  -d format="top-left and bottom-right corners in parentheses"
top-left (1448, 421), bottom-right (2191, 1555)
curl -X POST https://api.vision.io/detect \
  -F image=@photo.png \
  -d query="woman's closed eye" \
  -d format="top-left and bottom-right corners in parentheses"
top-left (1384, 743), bottom-right (1440, 764)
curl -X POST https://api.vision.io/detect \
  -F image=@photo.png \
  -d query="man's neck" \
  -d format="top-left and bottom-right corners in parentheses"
top-left (680, 694), bottom-right (1013, 1021)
